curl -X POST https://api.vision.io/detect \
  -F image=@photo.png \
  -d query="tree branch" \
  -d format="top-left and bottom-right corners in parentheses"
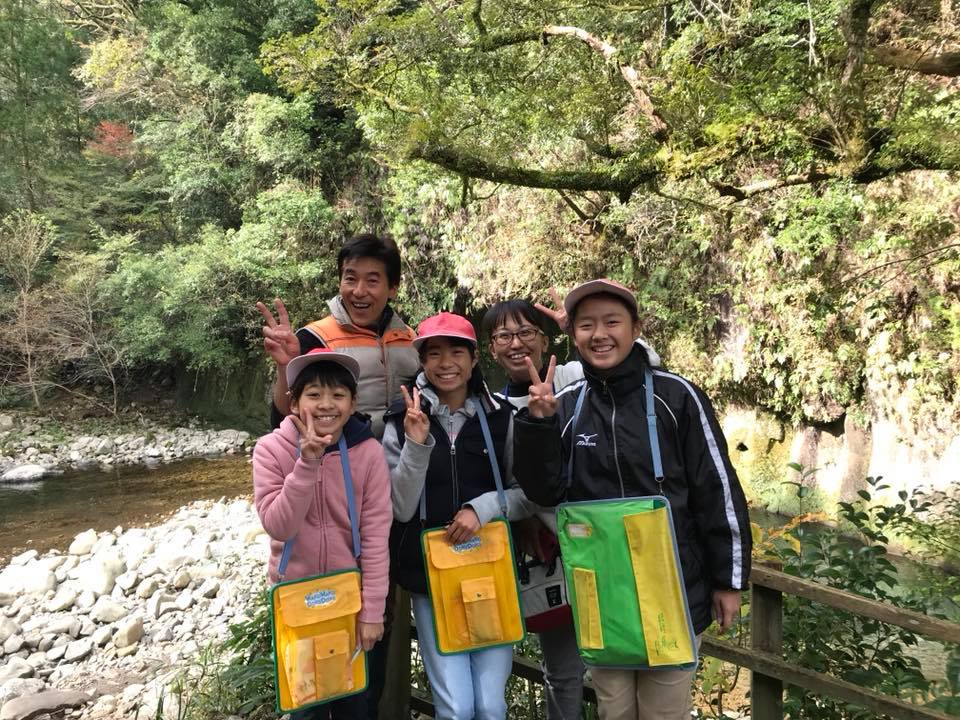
top-left (470, 0), bottom-right (487, 36)
top-left (870, 43), bottom-right (960, 76)
top-left (841, 242), bottom-right (960, 285)
top-left (712, 170), bottom-right (834, 200)
top-left (407, 142), bottom-right (658, 199)
top-left (713, 157), bottom-right (959, 201)
top-left (474, 24), bottom-right (668, 139)
top-left (838, 0), bottom-right (875, 168)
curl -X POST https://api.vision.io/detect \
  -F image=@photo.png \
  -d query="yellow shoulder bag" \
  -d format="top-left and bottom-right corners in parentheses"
top-left (271, 435), bottom-right (367, 713)
top-left (421, 396), bottom-right (525, 654)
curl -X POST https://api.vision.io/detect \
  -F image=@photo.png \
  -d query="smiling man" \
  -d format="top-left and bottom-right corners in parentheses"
top-left (258, 233), bottom-right (419, 440)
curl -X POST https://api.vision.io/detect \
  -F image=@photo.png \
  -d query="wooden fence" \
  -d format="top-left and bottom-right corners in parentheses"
top-left (405, 564), bottom-right (960, 719)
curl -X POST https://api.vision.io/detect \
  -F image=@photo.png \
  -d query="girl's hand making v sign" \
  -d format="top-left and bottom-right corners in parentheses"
top-left (401, 386), bottom-right (430, 444)
top-left (290, 413), bottom-right (334, 459)
top-left (525, 355), bottom-right (558, 419)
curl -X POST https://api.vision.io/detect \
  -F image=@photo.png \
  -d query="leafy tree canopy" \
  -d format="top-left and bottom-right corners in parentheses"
top-left (262, 0), bottom-right (960, 201)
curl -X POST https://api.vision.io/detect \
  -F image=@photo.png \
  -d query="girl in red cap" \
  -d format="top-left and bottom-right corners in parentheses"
top-left (382, 312), bottom-right (533, 720)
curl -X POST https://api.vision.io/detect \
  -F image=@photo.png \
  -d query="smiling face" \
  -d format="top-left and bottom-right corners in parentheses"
top-left (339, 257), bottom-right (398, 328)
top-left (571, 295), bottom-right (642, 372)
top-left (289, 381), bottom-right (357, 441)
top-left (488, 313), bottom-right (549, 382)
top-left (421, 337), bottom-right (478, 404)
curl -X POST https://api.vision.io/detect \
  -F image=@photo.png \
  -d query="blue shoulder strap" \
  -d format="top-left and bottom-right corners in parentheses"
top-left (645, 367), bottom-right (664, 493)
top-left (565, 369), bottom-right (664, 496)
top-left (473, 395), bottom-right (509, 517)
top-left (278, 434), bottom-right (360, 581)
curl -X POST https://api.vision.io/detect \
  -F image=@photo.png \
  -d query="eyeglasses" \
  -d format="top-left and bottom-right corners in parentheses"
top-left (490, 326), bottom-right (542, 347)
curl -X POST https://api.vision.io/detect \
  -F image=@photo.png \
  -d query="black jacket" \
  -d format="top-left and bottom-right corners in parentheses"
top-left (513, 346), bottom-right (751, 633)
top-left (384, 394), bottom-right (511, 594)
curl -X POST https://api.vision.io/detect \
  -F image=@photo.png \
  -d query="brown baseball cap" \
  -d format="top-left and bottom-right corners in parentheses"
top-left (563, 278), bottom-right (638, 318)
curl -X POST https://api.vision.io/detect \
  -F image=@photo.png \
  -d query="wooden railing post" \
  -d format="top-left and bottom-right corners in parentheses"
top-left (379, 587), bottom-right (412, 720)
top-left (751, 567), bottom-right (784, 720)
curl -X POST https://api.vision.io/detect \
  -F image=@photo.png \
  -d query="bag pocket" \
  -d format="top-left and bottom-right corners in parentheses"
top-left (572, 567), bottom-right (603, 649)
top-left (313, 629), bottom-right (353, 700)
top-left (461, 576), bottom-right (503, 644)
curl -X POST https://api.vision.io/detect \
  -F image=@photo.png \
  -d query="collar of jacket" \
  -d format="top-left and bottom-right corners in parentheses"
top-left (327, 295), bottom-right (398, 336)
top-left (279, 413), bottom-right (374, 452)
top-left (581, 344), bottom-right (649, 394)
top-left (503, 363), bottom-right (548, 398)
top-left (412, 371), bottom-right (502, 417)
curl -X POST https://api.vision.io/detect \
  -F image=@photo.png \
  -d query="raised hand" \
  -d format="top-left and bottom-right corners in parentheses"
top-left (401, 385), bottom-right (430, 444)
top-left (525, 355), bottom-right (557, 418)
top-left (534, 287), bottom-right (569, 333)
top-left (256, 298), bottom-right (300, 367)
top-left (290, 413), bottom-right (334, 459)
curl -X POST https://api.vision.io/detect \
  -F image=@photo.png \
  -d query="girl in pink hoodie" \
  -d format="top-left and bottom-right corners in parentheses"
top-left (253, 349), bottom-right (392, 720)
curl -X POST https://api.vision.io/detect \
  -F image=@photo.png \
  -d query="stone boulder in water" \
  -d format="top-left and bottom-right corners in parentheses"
top-left (1, 464), bottom-right (47, 483)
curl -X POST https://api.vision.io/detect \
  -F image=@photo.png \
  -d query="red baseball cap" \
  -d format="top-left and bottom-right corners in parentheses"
top-left (413, 312), bottom-right (478, 351)
top-left (285, 348), bottom-right (361, 387)
top-left (563, 278), bottom-right (639, 319)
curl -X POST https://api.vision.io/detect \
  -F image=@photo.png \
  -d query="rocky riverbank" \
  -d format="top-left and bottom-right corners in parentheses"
top-left (0, 413), bottom-right (253, 483)
top-left (0, 497), bottom-right (268, 720)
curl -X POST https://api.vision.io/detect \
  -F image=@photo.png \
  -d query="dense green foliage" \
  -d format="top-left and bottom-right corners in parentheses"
top-left (1, 0), bottom-right (958, 448)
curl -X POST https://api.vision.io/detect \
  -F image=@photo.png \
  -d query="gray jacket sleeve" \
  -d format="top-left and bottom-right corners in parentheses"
top-left (381, 419), bottom-right (436, 522)
top-left (465, 414), bottom-right (536, 525)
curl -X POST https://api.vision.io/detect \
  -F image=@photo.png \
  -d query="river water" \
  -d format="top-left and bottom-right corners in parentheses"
top-left (0, 455), bottom-right (250, 561)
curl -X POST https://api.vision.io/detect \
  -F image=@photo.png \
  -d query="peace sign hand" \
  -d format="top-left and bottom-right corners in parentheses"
top-left (256, 298), bottom-right (300, 367)
top-left (291, 413), bottom-right (334, 459)
top-left (534, 287), bottom-right (569, 333)
top-left (526, 355), bottom-right (557, 419)
top-left (401, 386), bottom-right (430, 444)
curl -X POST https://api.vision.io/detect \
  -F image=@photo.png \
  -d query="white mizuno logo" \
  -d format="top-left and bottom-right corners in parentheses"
top-left (576, 433), bottom-right (598, 447)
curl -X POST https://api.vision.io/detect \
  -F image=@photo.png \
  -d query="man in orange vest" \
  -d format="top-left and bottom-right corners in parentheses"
top-left (258, 233), bottom-right (419, 438)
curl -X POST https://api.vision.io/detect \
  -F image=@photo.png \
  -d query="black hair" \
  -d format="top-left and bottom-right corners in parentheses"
top-left (289, 362), bottom-right (358, 401)
top-left (418, 336), bottom-right (486, 395)
top-left (337, 233), bottom-right (402, 288)
top-left (481, 299), bottom-right (550, 338)
top-left (570, 291), bottom-right (640, 323)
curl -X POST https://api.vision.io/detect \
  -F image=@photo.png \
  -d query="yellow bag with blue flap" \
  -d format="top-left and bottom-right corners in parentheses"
top-left (421, 396), bottom-right (525, 655)
top-left (271, 435), bottom-right (367, 713)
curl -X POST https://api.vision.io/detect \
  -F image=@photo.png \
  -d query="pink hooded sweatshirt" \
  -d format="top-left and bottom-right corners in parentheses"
top-left (253, 415), bottom-right (392, 624)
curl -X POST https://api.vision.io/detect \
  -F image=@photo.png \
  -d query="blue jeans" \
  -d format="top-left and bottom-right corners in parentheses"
top-left (412, 593), bottom-right (514, 720)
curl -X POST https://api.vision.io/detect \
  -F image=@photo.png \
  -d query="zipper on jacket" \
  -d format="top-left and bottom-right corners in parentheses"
top-left (604, 381), bottom-right (627, 498)
top-left (448, 415), bottom-right (460, 510)
top-left (379, 336), bottom-right (389, 411)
